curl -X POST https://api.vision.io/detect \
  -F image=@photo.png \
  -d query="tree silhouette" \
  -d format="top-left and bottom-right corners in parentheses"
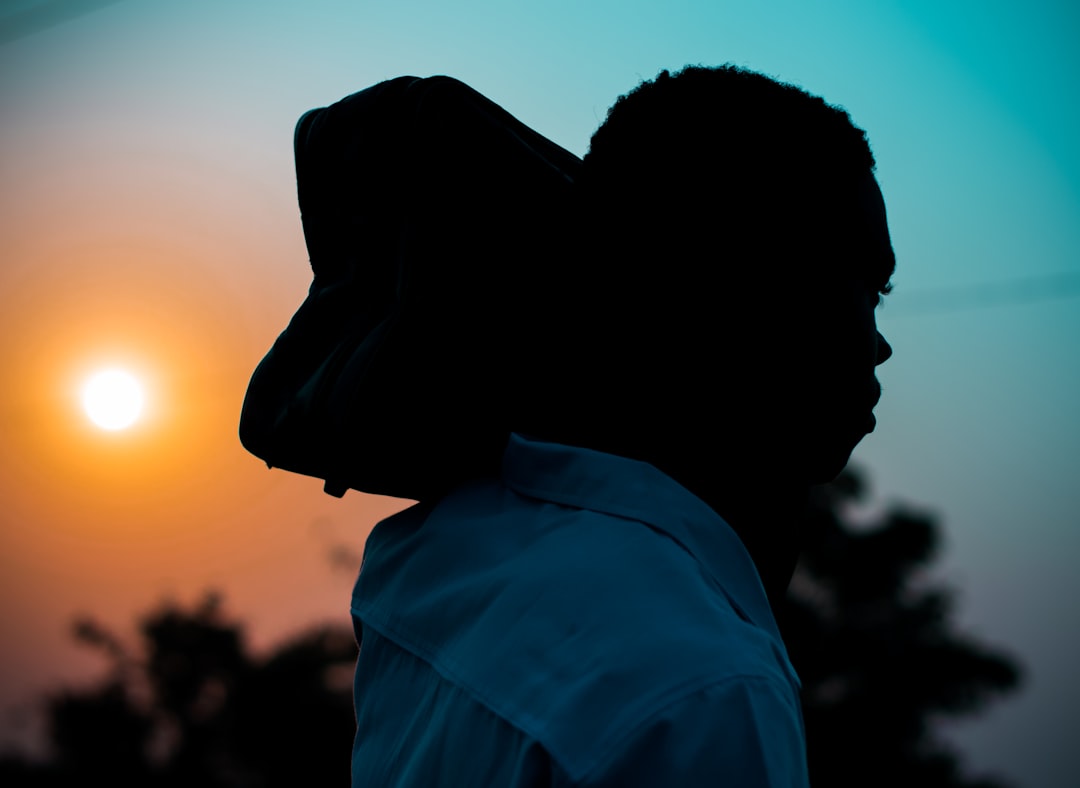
top-left (0, 593), bottom-right (357, 787)
top-left (0, 468), bottom-right (1022, 786)
top-left (781, 468), bottom-right (1023, 787)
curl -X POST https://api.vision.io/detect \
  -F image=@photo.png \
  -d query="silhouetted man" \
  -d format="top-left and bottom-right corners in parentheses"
top-left (349, 65), bottom-right (895, 787)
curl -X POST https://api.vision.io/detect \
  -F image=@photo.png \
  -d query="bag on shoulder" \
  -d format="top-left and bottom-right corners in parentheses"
top-left (239, 75), bottom-right (582, 500)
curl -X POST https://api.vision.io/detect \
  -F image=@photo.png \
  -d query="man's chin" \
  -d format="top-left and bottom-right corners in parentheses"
top-left (803, 442), bottom-right (859, 484)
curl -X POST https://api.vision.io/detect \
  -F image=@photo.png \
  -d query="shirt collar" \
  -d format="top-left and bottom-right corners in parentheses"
top-left (500, 433), bottom-right (784, 644)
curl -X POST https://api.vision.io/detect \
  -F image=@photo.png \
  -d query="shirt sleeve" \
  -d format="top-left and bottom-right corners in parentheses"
top-left (582, 675), bottom-right (809, 788)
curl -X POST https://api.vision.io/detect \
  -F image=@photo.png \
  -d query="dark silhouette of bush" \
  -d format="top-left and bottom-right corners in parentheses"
top-left (0, 468), bottom-right (1022, 786)
top-left (781, 468), bottom-right (1023, 787)
top-left (0, 593), bottom-right (357, 787)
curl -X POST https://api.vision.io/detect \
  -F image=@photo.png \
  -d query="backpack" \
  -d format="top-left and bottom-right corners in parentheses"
top-left (238, 76), bottom-right (582, 500)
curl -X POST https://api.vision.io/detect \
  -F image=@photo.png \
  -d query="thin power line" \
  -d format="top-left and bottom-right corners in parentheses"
top-left (883, 271), bottom-right (1080, 316)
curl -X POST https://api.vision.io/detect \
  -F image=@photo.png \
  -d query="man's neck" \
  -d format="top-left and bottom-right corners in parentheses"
top-left (661, 460), bottom-right (811, 613)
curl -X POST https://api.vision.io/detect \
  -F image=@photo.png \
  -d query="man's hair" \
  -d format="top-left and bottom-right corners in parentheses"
top-left (577, 65), bottom-right (877, 293)
top-left (516, 65), bottom-right (881, 450)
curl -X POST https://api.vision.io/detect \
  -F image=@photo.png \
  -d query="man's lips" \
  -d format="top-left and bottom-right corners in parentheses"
top-left (866, 385), bottom-right (882, 432)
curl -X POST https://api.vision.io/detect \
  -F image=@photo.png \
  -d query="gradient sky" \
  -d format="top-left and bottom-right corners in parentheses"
top-left (1, 1), bottom-right (1077, 785)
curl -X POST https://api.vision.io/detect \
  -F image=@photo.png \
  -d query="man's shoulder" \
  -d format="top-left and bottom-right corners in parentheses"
top-left (358, 474), bottom-right (792, 686)
top-left (515, 548), bottom-right (796, 780)
top-left (355, 480), bottom-right (797, 779)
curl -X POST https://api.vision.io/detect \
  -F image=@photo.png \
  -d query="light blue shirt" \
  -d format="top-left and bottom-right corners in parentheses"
top-left (351, 433), bottom-right (809, 786)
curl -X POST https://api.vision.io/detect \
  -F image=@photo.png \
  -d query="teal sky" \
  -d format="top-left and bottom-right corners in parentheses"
top-left (2, 1), bottom-right (1078, 785)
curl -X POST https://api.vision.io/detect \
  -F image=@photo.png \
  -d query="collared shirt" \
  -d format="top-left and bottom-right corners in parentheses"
top-left (351, 434), bottom-right (809, 787)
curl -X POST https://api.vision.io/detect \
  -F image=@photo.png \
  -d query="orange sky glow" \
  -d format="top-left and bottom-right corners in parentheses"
top-left (0, 146), bottom-right (410, 749)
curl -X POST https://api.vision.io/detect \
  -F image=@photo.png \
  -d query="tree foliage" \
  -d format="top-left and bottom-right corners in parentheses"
top-left (781, 468), bottom-right (1023, 787)
top-left (0, 594), bottom-right (357, 787)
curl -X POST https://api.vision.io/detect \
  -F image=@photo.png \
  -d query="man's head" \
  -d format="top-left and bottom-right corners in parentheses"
top-left (523, 65), bottom-right (894, 491)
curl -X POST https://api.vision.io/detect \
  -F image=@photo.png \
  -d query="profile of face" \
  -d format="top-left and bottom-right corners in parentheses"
top-left (555, 163), bottom-right (894, 498)
top-left (779, 172), bottom-right (895, 482)
top-left (641, 172), bottom-right (893, 505)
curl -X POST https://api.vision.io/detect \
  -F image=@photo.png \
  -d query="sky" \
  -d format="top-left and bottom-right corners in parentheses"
top-left (1, 0), bottom-right (1078, 785)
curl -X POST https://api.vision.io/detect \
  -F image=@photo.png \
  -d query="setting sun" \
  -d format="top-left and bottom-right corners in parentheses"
top-left (81, 368), bottom-right (145, 430)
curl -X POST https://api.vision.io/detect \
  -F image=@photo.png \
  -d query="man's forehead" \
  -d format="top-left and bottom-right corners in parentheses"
top-left (814, 171), bottom-right (895, 288)
top-left (857, 173), bottom-right (896, 286)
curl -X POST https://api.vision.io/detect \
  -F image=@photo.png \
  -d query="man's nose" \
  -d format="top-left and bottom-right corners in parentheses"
top-left (875, 331), bottom-right (893, 365)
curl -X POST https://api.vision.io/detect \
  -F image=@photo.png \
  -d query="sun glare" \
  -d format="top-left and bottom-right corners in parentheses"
top-left (82, 368), bottom-right (145, 431)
